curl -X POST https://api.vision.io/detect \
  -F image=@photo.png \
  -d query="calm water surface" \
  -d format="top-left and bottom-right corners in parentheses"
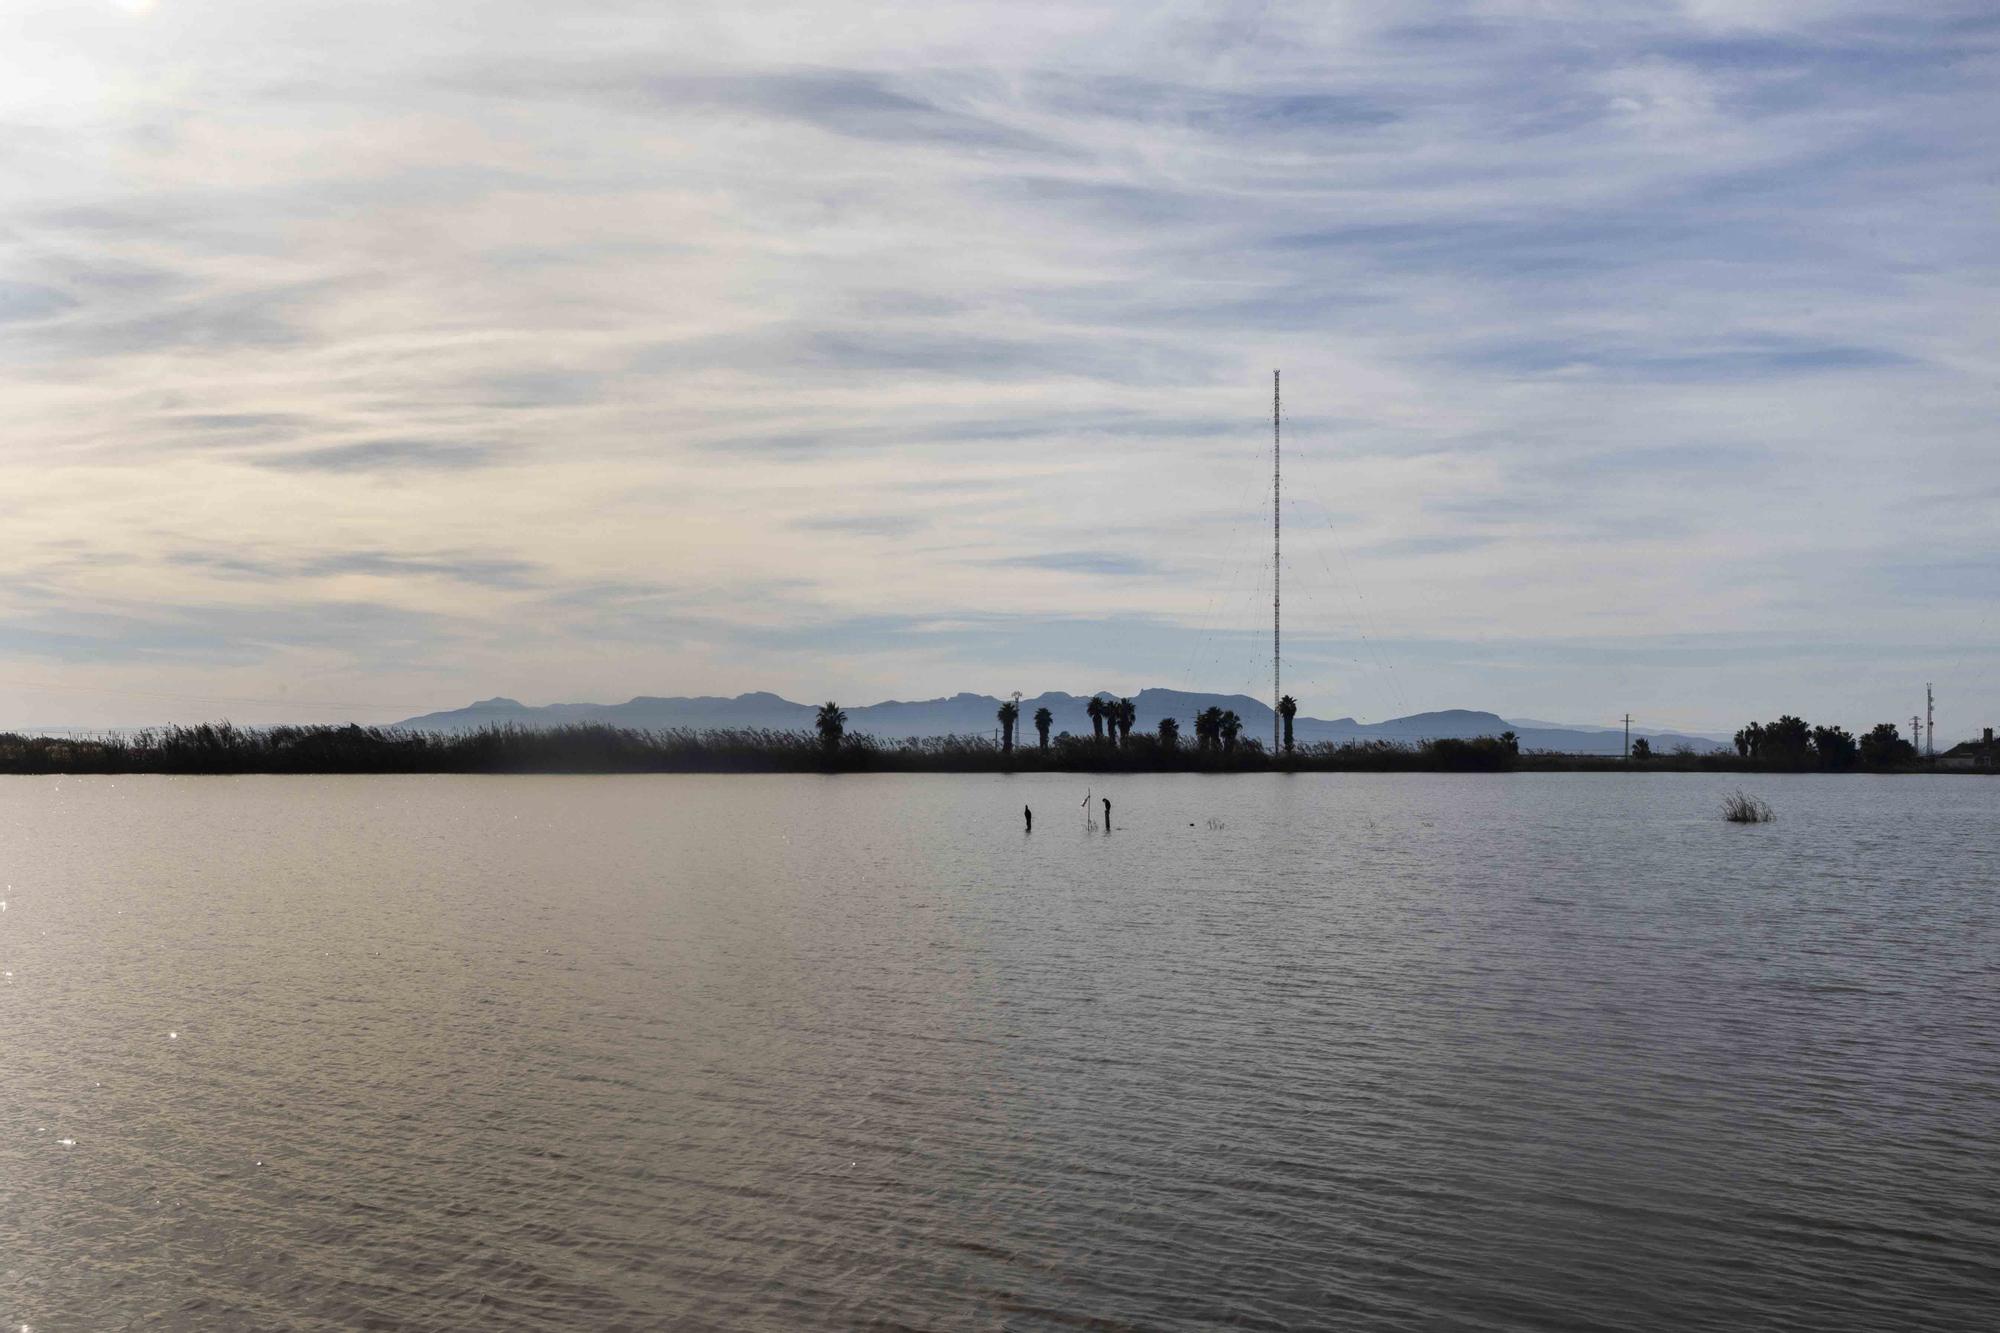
top-left (2, 772), bottom-right (1996, 1330)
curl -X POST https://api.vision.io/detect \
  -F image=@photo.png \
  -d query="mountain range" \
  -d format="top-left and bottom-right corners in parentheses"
top-left (394, 691), bottom-right (1730, 756)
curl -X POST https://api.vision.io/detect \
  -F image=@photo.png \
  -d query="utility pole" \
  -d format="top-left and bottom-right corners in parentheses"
top-left (1272, 369), bottom-right (1281, 754)
top-left (1912, 715), bottom-right (1922, 752)
top-left (1624, 713), bottom-right (1631, 760)
top-left (1926, 682), bottom-right (1935, 759)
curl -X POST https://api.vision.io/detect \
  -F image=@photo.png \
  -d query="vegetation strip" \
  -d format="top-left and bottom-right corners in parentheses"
top-left (0, 720), bottom-right (1968, 775)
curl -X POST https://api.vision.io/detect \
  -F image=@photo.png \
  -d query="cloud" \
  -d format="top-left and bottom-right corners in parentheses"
top-left (0, 281), bottom-right (76, 323)
top-left (167, 549), bottom-right (541, 589)
top-left (0, 0), bottom-right (1993, 733)
top-left (464, 64), bottom-right (1054, 152)
top-left (985, 551), bottom-right (1166, 576)
top-left (638, 325), bottom-right (1211, 390)
top-left (1036, 75), bottom-right (1400, 135)
top-left (696, 408), bottom-right (1255, 457)
top-left (1353, 535), bottom-right (1499, 559)
top-left (249, 441), bottom-right (498, 472)
top-left (1453, 335), bottom-right (1916, 381)
top-left (791, 513), bottom-right (930, 538)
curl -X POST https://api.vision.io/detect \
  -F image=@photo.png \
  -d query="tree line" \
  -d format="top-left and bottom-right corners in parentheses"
top-left (813, 697), bottom-right (1519, 771)
top-left (0, 717), bottom-right (1521, 775)
top-left (0, 707), bottom-right (1942, 776)
top-left (1718, 716), bottom-right (1917, 767)
top-left (822, 693), bottom-right (1307, 759)
top-left (1619, 714), bottom-right (1921, 767)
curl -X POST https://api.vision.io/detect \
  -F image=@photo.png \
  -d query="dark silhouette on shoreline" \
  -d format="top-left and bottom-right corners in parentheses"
top-left (0, 718), bottom-right (1947, 776)
top-left (1732, 714), bottom-right (1920, 769)
top-left (392, 690), bottom-right (1736, 757)
top-left (0, 703), bottom-right (1971, 778)
top-left (815, 702), bottom-right (846, 753)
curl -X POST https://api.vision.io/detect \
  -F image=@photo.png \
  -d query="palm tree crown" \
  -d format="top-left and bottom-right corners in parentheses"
top-left (1278, 694), bottom-right (1298, 753)
top-left (997, 699), bottom-right (1019, 754)
top-left (814, 702), bottom-right (846, 749)
top-left (1086, 695), bottom-right (1106, 741)
top-left (1195, 705), bottom-right (1223, 751)
top-left (1033, 706), bottom-right (1053, 749)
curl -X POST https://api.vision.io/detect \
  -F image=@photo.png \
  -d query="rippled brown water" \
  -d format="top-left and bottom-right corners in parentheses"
top-left (2, 772), bottom-right (1996, 1330)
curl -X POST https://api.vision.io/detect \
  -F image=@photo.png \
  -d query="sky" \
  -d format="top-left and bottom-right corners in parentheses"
top-left (3, 0), bottom-right (1996, 736)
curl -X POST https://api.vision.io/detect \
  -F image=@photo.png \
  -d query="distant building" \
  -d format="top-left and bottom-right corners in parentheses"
top-left (1938, 727), bottom-right (1996, 770)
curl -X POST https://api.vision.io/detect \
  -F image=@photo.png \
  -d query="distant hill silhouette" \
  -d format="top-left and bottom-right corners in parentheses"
top-left (395, 691), bottom-right (1728, 756)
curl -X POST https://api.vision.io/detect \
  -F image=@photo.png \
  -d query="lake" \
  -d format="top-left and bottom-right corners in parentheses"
top-left (2, 772), bottom-right (1996, 1330)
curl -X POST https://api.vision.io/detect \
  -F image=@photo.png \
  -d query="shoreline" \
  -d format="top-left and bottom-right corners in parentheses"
top-left (0, 724), bottom-right (1981, 778)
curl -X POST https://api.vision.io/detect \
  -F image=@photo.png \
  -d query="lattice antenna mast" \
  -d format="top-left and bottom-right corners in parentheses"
top-left (1273, 369), bottom-right (1281, 753)
top-left (1926, 683), bottom-right (1935, 758)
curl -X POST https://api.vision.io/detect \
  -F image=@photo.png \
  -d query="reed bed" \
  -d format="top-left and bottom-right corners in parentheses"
top-left (1722, 791), bottom-right (1776, 823)
top-left (0, 723), bottom-right (1527, 775)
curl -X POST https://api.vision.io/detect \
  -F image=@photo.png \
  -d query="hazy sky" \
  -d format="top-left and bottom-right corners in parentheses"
top-left (4, 0), bottom-right (1995, 734)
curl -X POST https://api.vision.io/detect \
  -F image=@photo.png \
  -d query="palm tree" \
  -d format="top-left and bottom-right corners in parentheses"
top-left (1195, 705), bottom-right (1222, 752)
top-left (1116, 698), bottom-right (1136, 745)
top-left (997, 699), bottom-right (1019, 754)
top-left (1033, 706), bottom-right (1053, 750)
top-left (814, 701), bottom-right (846, 752)
top-left (1219, 709), bottom-right (1242, 754)
top-left (1157, 716), bottom-right (1180, 751)
top-left (1086, 695), bottom-right (1106, 742)
top-left (1277, 695), bottom-right (1297, 754)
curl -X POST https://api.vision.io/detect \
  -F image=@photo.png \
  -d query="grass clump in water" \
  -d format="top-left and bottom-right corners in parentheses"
top-left (1722, 791), bottom-right (1775, 823)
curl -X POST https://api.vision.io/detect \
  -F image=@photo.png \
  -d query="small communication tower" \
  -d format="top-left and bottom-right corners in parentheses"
top-left (1272, 369), bottom-right (1281, 753)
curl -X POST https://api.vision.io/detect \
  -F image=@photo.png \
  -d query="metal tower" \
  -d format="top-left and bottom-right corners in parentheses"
top-left (1272, 369), bottom-right (1281, 753)
top-left (1926, 683), bottom-right (1935, 758)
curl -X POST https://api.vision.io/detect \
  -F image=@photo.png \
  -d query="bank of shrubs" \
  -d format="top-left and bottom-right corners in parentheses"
top-left (1716, 715), bottom-right (1919, 769)
top-left (0, 722), bottom-right (1525, 775)
top-left (1, 715), bottom-right (1933, 776)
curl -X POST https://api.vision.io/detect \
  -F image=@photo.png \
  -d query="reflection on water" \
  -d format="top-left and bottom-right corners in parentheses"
top-left (2, 772), bottom-right (1996, 1330)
